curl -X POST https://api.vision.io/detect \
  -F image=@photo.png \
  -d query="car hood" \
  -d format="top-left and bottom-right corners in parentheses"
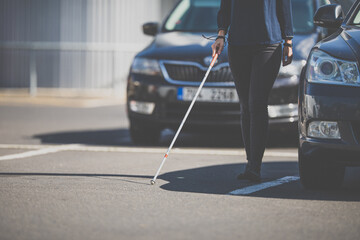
top-left (137, 32), bottom-right (222, 66)
top-left (316, 27), bottom-right (360, 62)
top-left (137, 31), bottom-right (318, 65)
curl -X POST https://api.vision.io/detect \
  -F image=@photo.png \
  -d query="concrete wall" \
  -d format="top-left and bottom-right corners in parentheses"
top-left (0, 0), bottom-right (178, 97)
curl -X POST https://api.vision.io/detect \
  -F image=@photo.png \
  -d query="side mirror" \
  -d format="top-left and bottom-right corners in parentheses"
top-left (142, 22), bottom-right (159, 36)
top-left (314, 4), bottom-right (344, 29)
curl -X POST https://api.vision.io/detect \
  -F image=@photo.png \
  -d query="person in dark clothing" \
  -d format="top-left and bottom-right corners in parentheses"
top-left (212, 0), bottom-right (294, 182)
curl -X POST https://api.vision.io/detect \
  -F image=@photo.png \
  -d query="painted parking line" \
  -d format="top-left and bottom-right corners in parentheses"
top-left (0, 144), bottom-right (80, 161)
top-left (0, 97), bottom-right (124, 108)
top-left (228, 176), bottom-right (300, 195)
top-left (0, 144), bottom-right (298, 158)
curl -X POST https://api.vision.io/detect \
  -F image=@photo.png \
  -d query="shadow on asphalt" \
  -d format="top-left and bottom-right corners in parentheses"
top-left (2, 162), bottom-right (359, 201)
top-left (158, 162), bottom-right (360, 201)
top-left (34, 129), bottom-right (133, 147)
top-left (0, 172), bottom-right (151, 185)
top-left (33, 128), bottom-right (298, 149)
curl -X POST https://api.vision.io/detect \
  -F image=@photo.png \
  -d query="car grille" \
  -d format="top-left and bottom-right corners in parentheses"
top-left (162, 62), bottom-right (234, 84)
top-left (161, 102), bottom-right (240, 123)
top-left (269, 86), bottom-right (298, 105)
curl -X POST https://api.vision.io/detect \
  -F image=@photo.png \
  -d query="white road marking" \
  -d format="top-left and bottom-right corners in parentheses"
top-left (0, 144), bottom-right (80, 161)
top-left (0, 144), bottom-right (43, 150)
top-left (0, 144), bottom-right (298, 158)
top-left (228, 176), bottom-right (300, 195)
top-left (0, 98), bottom-right (124, 109)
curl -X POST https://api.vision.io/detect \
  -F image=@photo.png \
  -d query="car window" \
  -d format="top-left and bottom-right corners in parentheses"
top-left (292, 0), bottom-right (315, 34)
top-left (164, 0), bottom-right (220, 32)
top-left (163, 0), bottom-right (315, 34)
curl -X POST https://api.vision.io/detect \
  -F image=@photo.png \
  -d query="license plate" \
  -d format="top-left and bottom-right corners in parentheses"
top-left (177, 87), bottom-right (239, 103)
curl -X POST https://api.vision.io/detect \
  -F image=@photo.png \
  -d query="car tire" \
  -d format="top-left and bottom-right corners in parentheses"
top-left (130, 121), bottom-right (161, 145)
top-left (298, 148), bottom-right (345, 189)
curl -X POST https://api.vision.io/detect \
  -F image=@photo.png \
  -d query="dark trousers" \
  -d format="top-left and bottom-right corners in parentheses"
top-left (228, 44), bottom-right (282, 174)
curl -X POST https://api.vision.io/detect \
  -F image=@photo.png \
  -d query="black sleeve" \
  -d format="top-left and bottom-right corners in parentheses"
top-left (217, 0), bottom-right (231, 34)
top-left (277, 0), bottom-right (294, 40)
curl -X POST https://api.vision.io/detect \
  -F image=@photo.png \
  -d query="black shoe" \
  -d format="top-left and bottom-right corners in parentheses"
top-left (237, 171), bottom-right (261, 183)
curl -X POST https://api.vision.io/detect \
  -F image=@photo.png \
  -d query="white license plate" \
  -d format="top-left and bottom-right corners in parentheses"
top-left (177, 87), bottom-right (239, 103)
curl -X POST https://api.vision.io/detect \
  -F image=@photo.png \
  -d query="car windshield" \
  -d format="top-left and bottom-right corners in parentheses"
top-left (163, 0), bottom-right (315, 34)
top-left (292, 0), bottom-right (315, 34)
top-left (351, 5), bottom-right (360, 25)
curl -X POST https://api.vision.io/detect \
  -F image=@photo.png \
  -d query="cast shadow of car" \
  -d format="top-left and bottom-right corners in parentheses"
top-left (33, 128), bottom-right (298, 149)
top-left (159, 162), bottom-right (360, 202)
top-left (33, 128), bottom-right (134, 147)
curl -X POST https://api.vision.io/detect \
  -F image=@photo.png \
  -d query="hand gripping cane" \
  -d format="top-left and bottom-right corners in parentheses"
top-left (150, 53), bottom-right (219, 185)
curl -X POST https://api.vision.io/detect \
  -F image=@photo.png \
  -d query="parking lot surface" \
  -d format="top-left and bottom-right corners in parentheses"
top-left (0, 101), bottom-right (359, 240)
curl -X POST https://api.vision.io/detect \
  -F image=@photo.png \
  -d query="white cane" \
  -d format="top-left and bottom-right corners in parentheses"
top-left (150, 53), bottom-right (219, 185)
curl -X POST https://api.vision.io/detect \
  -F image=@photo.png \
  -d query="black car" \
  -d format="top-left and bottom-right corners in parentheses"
top-left (298, 1), bottom-right (360, 189)
top-left (127, 0), bottom-right (326, 144)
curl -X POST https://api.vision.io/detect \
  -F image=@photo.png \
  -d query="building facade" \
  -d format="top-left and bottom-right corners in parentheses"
top-left (0, 0), bottom-right (178, 97)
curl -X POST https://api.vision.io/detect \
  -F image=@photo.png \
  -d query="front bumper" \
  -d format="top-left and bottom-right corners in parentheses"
top-left (299, 82), bottom-right (360, 165)
top-left (127, 73), bottom-right (298, 132)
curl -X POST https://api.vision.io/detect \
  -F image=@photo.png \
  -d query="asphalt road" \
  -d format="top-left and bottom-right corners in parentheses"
top-left (0, 101), bottom-right (359, 240)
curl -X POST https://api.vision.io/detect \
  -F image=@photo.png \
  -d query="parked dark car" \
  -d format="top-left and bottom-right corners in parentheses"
top-left (127, 0), bottom-right (326, 144)
top-left (298, 0), bottom-right (360, 189)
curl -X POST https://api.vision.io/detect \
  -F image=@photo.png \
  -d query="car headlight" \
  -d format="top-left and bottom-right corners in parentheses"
top-left (278, 60), bottom-right (306, 78)
top-left (308, 121), bottom-right (341, 139)
top-left (131, 58), bottom-right (162, 76)
top-left (307, 49), bottom-right (360, 86)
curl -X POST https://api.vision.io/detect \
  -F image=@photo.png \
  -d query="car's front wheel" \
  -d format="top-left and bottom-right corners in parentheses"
top-left (130, 121), bottom-right (161, 145)
top-left (298, 148), bottom-right (345, 189)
